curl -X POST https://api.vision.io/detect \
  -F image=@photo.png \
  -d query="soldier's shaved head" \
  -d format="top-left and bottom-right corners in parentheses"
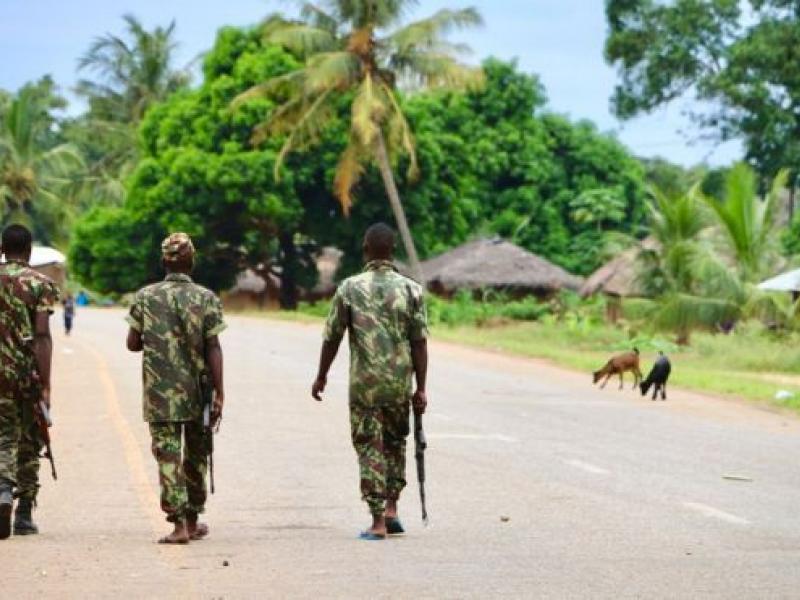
top-left (363, 223), bottom-right (396, 261)
top-left (1, 224), bottom-right (32, 258)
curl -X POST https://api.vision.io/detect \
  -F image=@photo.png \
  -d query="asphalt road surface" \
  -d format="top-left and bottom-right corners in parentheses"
top-left (6, 308), bottom-right (800, 599)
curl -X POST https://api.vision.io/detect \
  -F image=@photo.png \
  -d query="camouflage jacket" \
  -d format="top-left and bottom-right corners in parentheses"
top-left (0, 260), bottom-right (59, 397)
top-left (324, 260), bottom-right (427, 406)
top-left (126, 273), bottom-right (226, 423)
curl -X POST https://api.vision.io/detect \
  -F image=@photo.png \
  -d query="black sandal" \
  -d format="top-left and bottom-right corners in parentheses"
top-left (0, 501), bottom-right (11, 540)
top-left (386, 517), bottom-right (405, 535)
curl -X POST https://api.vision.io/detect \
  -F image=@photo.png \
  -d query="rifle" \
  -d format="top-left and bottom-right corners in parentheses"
top-left (27, 340), bottom-right (57, 482)
top-left (414, 411), bottom-right (428, 526)
top-left (27, 371), bottom-right (56, 481)
top-left (199, 371), bottom-right (217, 494)
top-left (33, 397), bottom-right (57, 481)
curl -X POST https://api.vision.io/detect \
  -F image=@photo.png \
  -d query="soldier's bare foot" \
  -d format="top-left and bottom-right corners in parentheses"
top-left (360, 513), bottom-right (387, 539)
top-left (188, 520), bottom-right (209, 540)
top-left (158, 522), bottom-right (189, 544)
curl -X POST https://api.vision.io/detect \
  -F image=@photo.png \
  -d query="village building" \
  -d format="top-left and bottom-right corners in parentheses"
top-left (580, 238), bottom-right (659, 322)
top-left (420, 238), bottom-right (583, 299)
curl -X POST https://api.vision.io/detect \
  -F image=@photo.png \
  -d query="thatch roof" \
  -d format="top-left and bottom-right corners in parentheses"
top-left (421, 238), bottom-right (583, 294)
top-left (580, 237), bottom-right (658, 298)
top-left (229, 269), bottom-right (276, 294)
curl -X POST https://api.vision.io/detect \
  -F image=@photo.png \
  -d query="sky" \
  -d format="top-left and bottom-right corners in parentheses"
top-left (0, 0), bottom-right (742, 166)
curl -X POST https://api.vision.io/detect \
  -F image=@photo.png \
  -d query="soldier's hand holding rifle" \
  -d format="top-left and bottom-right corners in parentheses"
top-left (211, 389), bottom-right (224, 428)
top-left (412, 389), bottom-right (427, 415)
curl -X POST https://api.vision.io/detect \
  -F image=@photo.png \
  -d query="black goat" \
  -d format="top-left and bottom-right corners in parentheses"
top-left (640, 352), bottom-right (671, 401)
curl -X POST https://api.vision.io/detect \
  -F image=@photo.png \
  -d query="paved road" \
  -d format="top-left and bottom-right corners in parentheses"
top-left (6, 308), bottom-right (800, 599)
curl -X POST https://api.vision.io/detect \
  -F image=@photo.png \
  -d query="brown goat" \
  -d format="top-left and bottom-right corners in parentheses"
top-left (593, 348), bottom-right (642, 390)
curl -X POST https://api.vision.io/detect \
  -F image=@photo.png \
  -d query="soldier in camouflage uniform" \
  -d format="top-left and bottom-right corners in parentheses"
top-left (126, 233), bottom-right (226, 544)
top-left (0, 224), bottom-right (58, 540)
top-left (312, 223), bottom-right (429, 540)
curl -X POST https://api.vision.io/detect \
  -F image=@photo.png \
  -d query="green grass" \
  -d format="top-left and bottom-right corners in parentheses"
top-left (252, 304), bottom-right (800, 413)
top-left (432, 321), bottom-right (800, 412)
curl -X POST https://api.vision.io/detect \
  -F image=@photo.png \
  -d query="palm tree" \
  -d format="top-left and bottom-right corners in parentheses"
top-left (76, 14), bottom-right (191, 182)
top-left (0, 87), bottom-right (85, 244)
top-left (699, 162), bottom-right (788, 283)
top-left (638, 185), bottom-right (744, 344)
top-left (638, 185), bottom-right (711, 297)
top-left (233, 1), bottom-right (484, 281)
top-left (78, 14), bottom-right (189, 123)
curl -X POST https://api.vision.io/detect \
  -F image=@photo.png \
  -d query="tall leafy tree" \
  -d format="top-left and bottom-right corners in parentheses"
top-left (233, 0), bottom-right (484, 280)
top-left (322, 58), bottom-right (649, 277)
top-left (0, 82), bottom-right (84, 244)
top-left (70, 28), bottom-right (650, 298)
top-left (73, 14), bottom-right (191, 184)
top-left (69, 27), bottom-right (313, 302)
top-left (604, 0), bottom-right (800, 189)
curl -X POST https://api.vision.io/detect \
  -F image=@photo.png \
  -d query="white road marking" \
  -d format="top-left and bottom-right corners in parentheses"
top-left (682, 502), bottom-right (750, 526)
top-left (428, 433), bottom-right (518, 443)
top-left (563, 459), bottom-right (610, 475)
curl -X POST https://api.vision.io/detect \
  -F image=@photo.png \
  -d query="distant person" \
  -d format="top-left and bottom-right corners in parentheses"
top-left (0, 224), bottom-right (59, 539)
top-left (62, 294), bottom-right (75, 336)
top-left (125, 233), bottom-right (226, 544)
top-left (311, 223), bottom-right (428, 540)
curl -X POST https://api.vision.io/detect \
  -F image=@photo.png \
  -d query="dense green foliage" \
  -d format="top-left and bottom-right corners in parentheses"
top-left (0, 77), bottom-right (85, 245)
top-left (605, 0), bottom-right (800, 185)
top-left (11, 6), bottom-right (800, 350)
top-left (312, 59), bottom-right (649, 276)
top-left (636, 163), bottom-right (791, 343)
top-left (71, 28), bottom-right (313, 296)
top-left (69, 24), bottom-right (650, 297)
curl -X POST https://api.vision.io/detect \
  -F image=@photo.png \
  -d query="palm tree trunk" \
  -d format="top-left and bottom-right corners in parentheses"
top-left (375, 131), bottom-right (425, 284)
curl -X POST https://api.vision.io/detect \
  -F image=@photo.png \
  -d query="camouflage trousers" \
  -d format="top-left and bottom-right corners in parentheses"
top-left (149, 420), bottom-right (207, 523)
top-left (350, 400), bottom-right (410, 515)
top-left (0, 396), bottom-right (41, 501)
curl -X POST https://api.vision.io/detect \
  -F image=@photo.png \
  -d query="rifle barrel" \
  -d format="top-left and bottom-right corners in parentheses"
top-left (414, 412), bottom-right (428, 525)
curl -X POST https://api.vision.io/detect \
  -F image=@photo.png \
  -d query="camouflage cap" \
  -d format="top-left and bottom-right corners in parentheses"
top-left (161, 232), bottom-right (195, 262)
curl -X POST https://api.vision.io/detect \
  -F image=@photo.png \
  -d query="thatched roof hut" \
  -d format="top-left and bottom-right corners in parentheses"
top-left (222, 268), bottom-right (280, 310)
top-left (421, 238), bottom-right (583, 297)
top-left (580, 238), bottom-right (659, 299)
top-left (30, 246), bottom-right (67, 288)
